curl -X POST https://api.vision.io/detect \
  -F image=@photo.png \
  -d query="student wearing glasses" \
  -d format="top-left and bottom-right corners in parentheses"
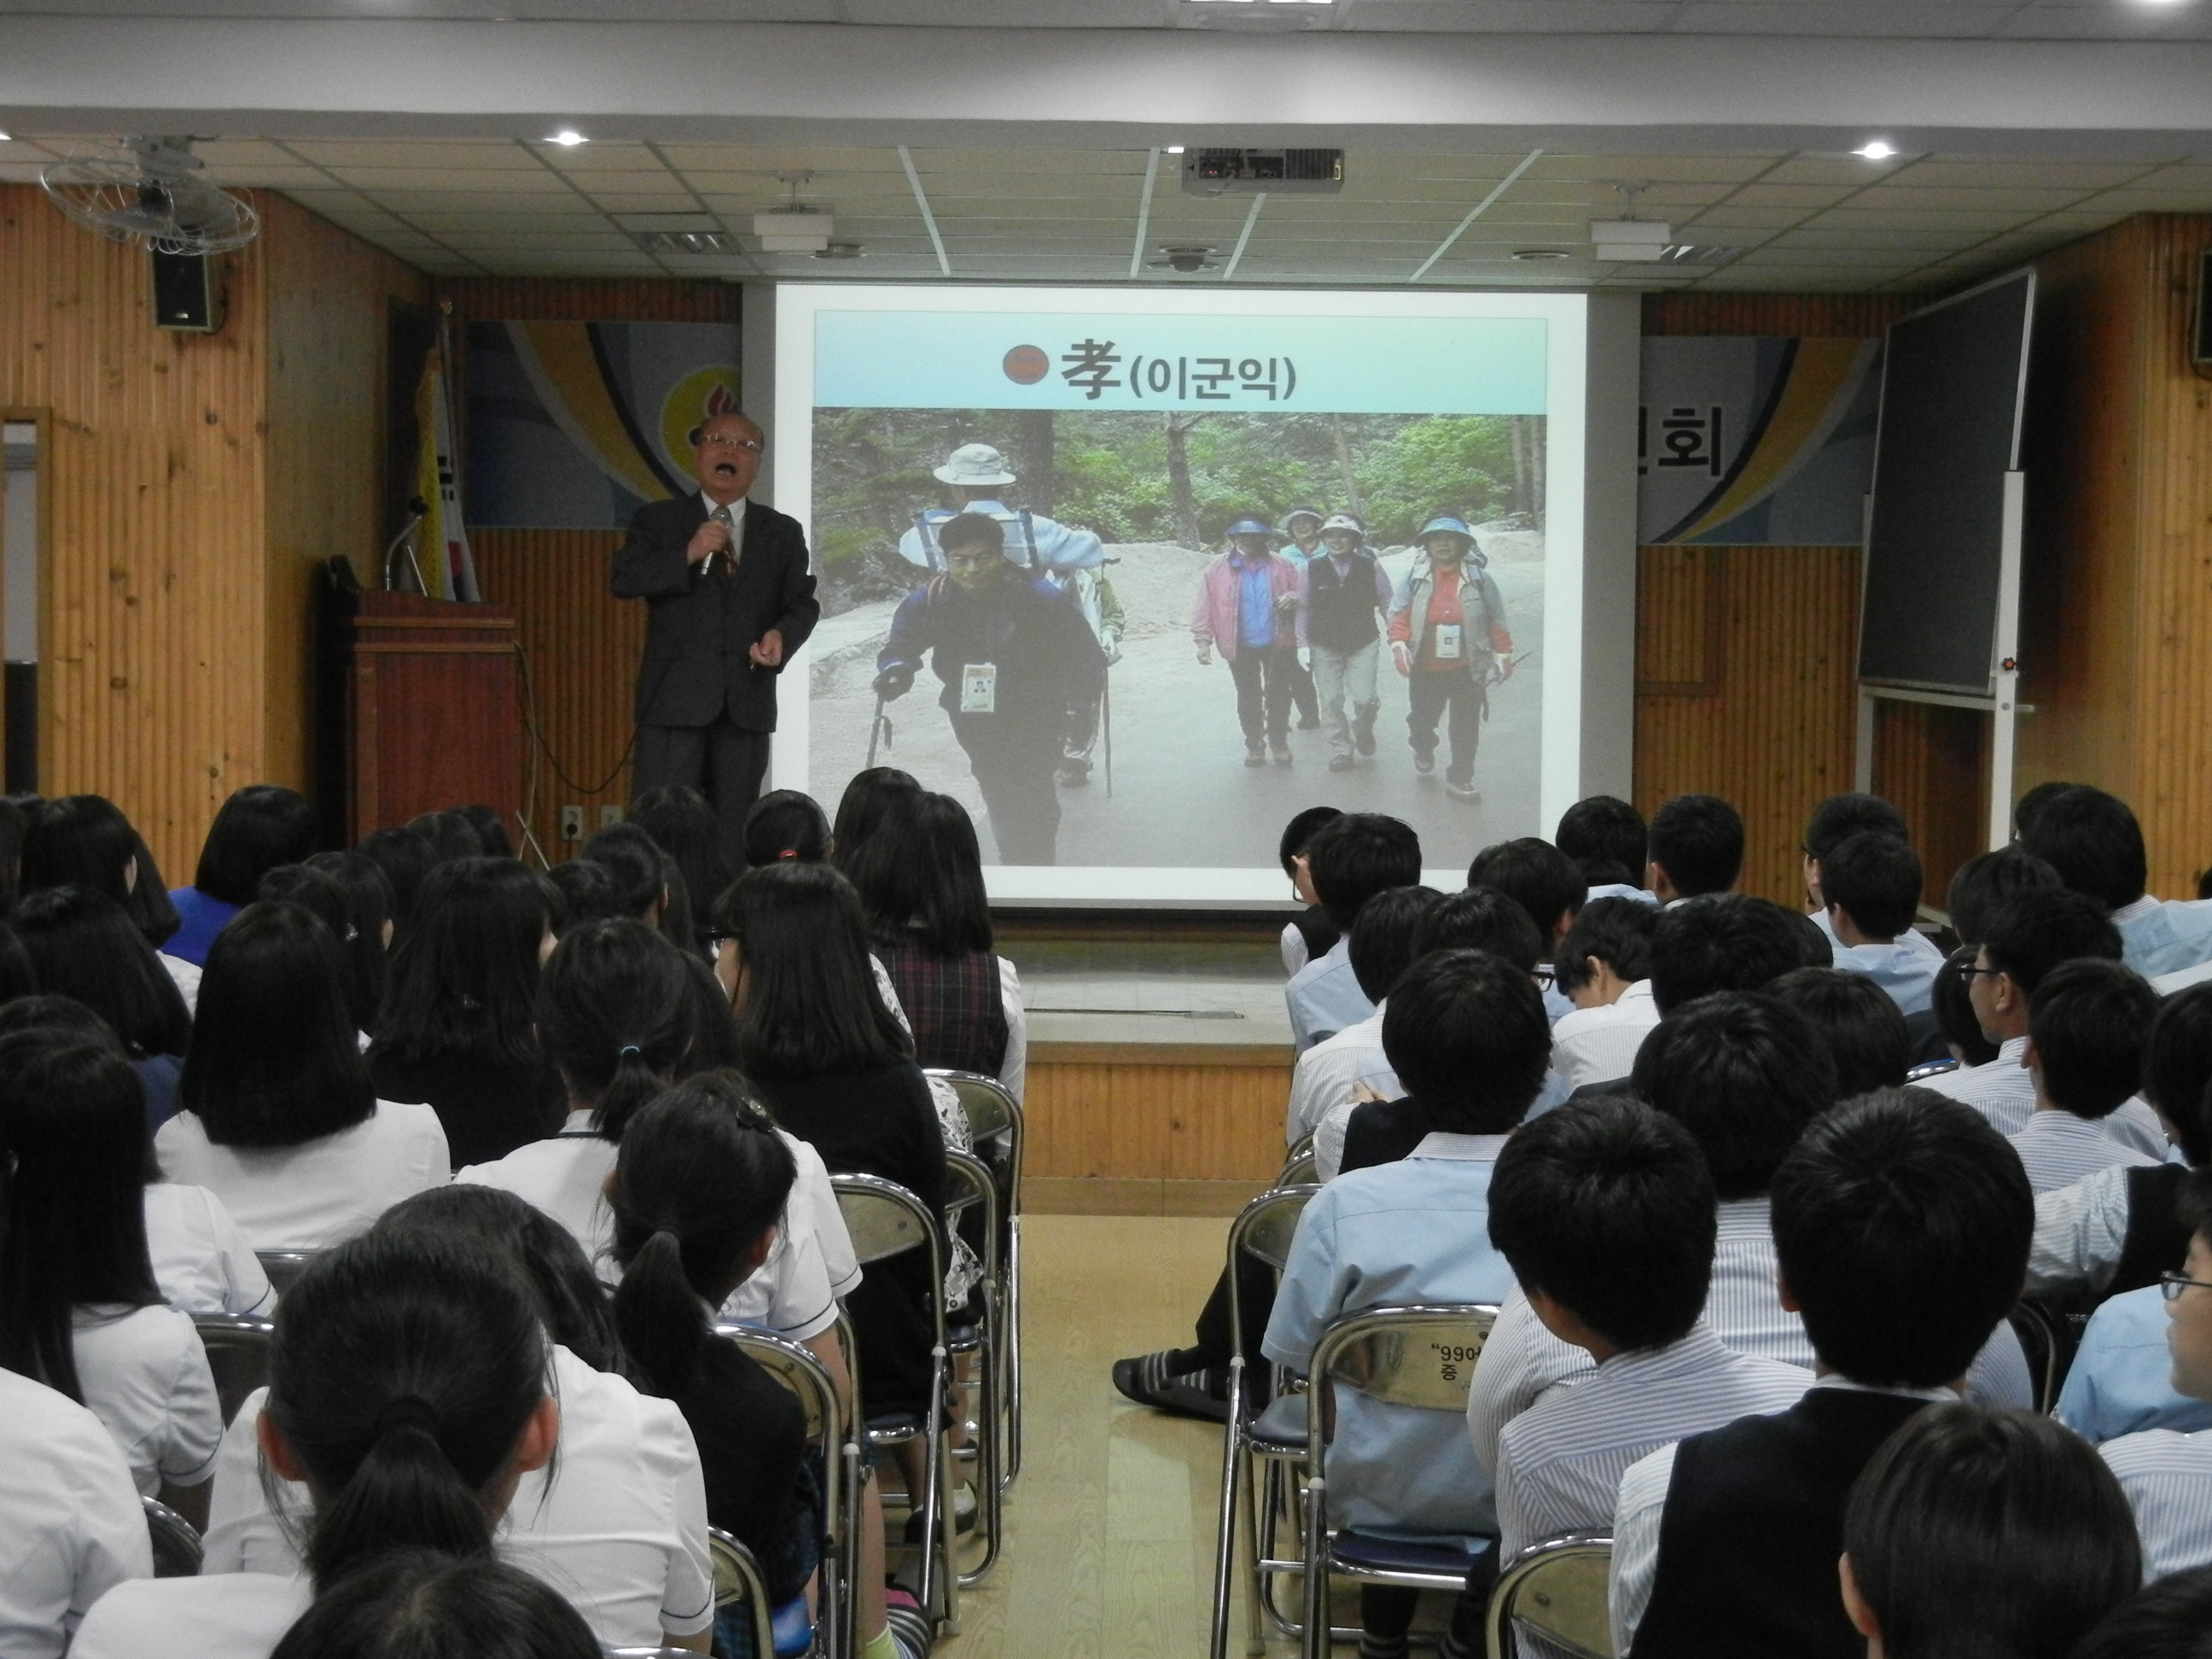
top-left (612, 412), bottom-right (820, 876)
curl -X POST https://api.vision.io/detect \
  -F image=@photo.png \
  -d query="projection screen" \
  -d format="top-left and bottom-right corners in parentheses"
top-left (772, 284), bottom-right (1595, 906)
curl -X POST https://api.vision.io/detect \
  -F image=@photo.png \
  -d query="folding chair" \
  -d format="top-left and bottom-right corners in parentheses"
top-left (143, 1495), bottom-right (202, 1577)
top-left (830, 1173), bottom-right (959, 1636)
top-left (926, 1068), bottom-right (1025, 1485)
top-left (1208, 1182), bottom-right (1320, 1659)
top-left (1278, 1137), bottom-right (1318, 1187)
top-left (192, 1313), bottom-right (276, 1426)
top-left (717, 1325), bottom-right (852, 1659)
top-left (943, 1147), bottom-right (1004, 1586)
top-left (2010, 1299), bottom-right (2073, 1415)
top-left (1904, 1057), bottom-right (1960, 1084)
top-left (1484, 1533), bottom-right (1615, 1659)
top-left (253, 1251), bottom-right (318, 1294)
top-left (707, 1528), bottom-right (778, 1659)
top-left (1299, 1303), bottom-right (1504, 1659)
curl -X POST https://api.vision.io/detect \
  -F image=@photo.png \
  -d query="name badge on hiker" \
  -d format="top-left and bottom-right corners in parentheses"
top-left (1434, 624), bottom-right (1463, 661)
top-left (961, 662), bottom-right (999, 714)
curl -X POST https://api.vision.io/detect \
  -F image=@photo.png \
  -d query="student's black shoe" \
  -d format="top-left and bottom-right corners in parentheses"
top-left (902, 1481), bottom-right (979, 1542)
top-left (1412, 748), bottom-right (1435, 775)
top-left (1111, 1350), bottom-right (1231, 1422)
top-left (1329, 753), bottom-right (1357, 772)
top-left (1272, 743), bottom-right (1294, 765)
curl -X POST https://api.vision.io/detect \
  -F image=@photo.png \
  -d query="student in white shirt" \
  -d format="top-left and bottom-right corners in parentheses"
top-left (2011, 960), bottom-right (2165, 1193)
top-left (1798, 791), bottom-right (1911, 923)
top-left (17, 793), bottom-right (204, 1006)
top-left (1285, 812), bottom-right (1423, 1050)
top-left (12, 885), bottom-right (194, 1120)
top-left (1842, 1404), bottom-right (2139, 1659)
top-left (155, 903), bottom-right (448, 1250)
top-left (0, 1366), bottom-right (151, 1659)
top-left (1764, 966), bottom-right (1912, 1096)
top-left (0, 1030), bottom-right (223, 1505)
top-left (1544, 897), bottom-right (1659, 1090)
top-left (1554, 794), bottom-right (1651, 907)
top-left (267, 1551), bottom-right (604, 1659)
top-left (1926, 887), bottom-right (2126, 1138)
top-left (1290, 885), bottom-right (1435, 1150)
top-left (202, 1185), bottom-right (718, 1652)
top-left (1643, 794), bottom-right (1743, 905)
top-left (74, 1225), bottom-right (692, 1659)
top-left (1271, 806), bottom-right (1344, 978)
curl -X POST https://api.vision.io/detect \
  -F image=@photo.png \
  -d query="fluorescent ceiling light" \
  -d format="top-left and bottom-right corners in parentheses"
top-left (1166, 146), bottom-right (1186, 155)
top-left (545, 129), bottom-right (588, 147)
top-left (1854, 140), bottom-right (1896, 159)
top-left (0, 131), bottom-right (13, 143)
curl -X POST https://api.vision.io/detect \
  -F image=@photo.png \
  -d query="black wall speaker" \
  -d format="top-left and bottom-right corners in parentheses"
top-left (149, 251), bottom-right (224, 334)
top-left (2196, 247), bottom-right (2212, 368)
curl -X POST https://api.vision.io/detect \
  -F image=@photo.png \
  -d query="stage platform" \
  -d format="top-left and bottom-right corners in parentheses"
top-left (1002, 920), bottom-right (1295, 1217)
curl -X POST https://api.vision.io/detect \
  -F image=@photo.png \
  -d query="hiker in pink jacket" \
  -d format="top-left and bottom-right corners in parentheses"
top-left (1192, 517), bottom-right (1305, 767)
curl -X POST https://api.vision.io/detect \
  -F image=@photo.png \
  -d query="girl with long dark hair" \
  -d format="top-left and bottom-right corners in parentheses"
top-left (71, 1230), bottom-right (577, 1659)
top-left (157, 903), bottom-right (446, 1250)
top-left (846, 789), bottom-right (1027, 1098)
top-left (14, 885), bottom-right (194, 1128)
top-left (166, 784), bottom-right (317, 967)
top-left (0, 1031), bottom-right (223, 1503)
top-left (610, 1079), bottom-right (815, 1658)
top-left (201, 1185), bottom-right (719, 1653)
top-left (367, 857), bottom-right (565, 1168)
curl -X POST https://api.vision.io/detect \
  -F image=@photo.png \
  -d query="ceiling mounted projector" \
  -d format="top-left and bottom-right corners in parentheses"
top-left (753, 209), bottom-right (833, 253)
top-left (1590, 218), bottom-right (1671, 261)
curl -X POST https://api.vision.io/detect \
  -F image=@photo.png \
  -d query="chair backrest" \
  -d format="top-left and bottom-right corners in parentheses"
top-left (1308, 1304), bottom-right (1500, 1461)
top-left (1905, 1057), bottom-right (1961, 1084)
top-left (2010, 1300), bottom-right (2068, 1415)
top-left (830, 1173), bottom-right (941, 1272)
top-left (707, 1527), bottom-right (777, 1659)
top-left (929, 1069), bottom-right (1019, 1144)
top-left (944, 1149), bottom-right (1001, 1279)
top-left (1277, 1148), bottom-right (1318, 1186)
top-left (192, 1313), bottom-right (276, 1426)
top-left (1223, 1184), bottom-right (1319, 1369)
top-left (254, 1251), bottom-right (318, 1293)
top-left (1485, 1534), bottom-right (1615, 1659)
top-left (716, 1324), bottom-right (847, 1452)
top-left (143, 1495), bottom-right (203, 1578)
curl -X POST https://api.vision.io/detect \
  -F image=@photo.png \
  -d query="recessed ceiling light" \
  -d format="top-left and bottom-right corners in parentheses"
top-left (546, 130), bottom-right (588, 148)
top-left (1166, 146), bottom-right (1186, 155)
top-left (1854, 140), bottom-right (1896, 160)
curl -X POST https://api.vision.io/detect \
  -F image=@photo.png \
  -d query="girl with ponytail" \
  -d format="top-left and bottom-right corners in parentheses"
top-left (70, 1230), bottom-right (573, 1659)
top-left (610, 1075), bottom-right (814, 1657)
top-left (456, 919), bottom-right (696, 1266)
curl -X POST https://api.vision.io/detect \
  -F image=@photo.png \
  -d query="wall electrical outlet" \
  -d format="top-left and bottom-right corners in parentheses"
top-left (599, 804), bottom-right (625, 830)
top-left (559, 806), bottom-right (584, 841)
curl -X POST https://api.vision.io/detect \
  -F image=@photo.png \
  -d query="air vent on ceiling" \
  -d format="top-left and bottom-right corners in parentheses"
top-left (632, 230), bottom-right (736, 255)
top-left (1182, 148), bottom-right (1344, 196)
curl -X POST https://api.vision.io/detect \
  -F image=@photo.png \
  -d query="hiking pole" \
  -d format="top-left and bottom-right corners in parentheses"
top-left (865, 691), bottom-right (888, 768)
top-left (1103, 675), bottom-right (1114, 798)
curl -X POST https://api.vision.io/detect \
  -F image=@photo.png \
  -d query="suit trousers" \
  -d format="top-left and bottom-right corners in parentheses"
top-left (632, 713), bottom-right (771, 873)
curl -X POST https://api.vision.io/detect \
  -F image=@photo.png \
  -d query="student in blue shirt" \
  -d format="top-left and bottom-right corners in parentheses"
top-left (2020, 784), bottom-right (2212, 979)
top-left (1263, 946), bottom-right (1551, 1659)
top-left (1822, 832), bottom-right (1941, 1016)
top-left (1285, 812), bottom-right (1423, 1050)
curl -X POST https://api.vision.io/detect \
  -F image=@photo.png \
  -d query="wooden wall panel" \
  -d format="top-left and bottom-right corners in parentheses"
top-left (1635, 294), bottom-right (1918, 906)
top-left (2019, 214), bottom-right (2212, 899)
top-left (264, 194), bottom-right (428, 797)
top-left (443, 278), bottom-right (738, 861)
top-left (471, 528), bottom-right (640, 861)
top-left (0, 183), bottom-right (271, 876)
top-left (1871, 700), bottom-right (1990, 912)
top-left (1025, 1051), bottom-right (1292, 1185)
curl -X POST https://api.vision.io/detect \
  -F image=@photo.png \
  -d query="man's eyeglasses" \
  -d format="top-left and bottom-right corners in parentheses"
top-left (2160, 1272), bottom-right (2212, 1302)
top-left (700, 434), bottom-right (763, 452)
top-left (1953, 962), bottom-right (2004, 980)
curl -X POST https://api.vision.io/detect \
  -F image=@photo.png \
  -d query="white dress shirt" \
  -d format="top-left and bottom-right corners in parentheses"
top-left (1607, 1377), bottom-right (1959, 1653)
top-left (460, 1112), bottom-right (859, 1343)
top-left (71, 1573), bottom-right (308, 1659)
top-left (2011, 1109), bottom-right (2159, 1193)
top-left (143, 1182), bottom-right (273, 1317)
top-left (997, 954), bottom-right (1029, 1103)
top-left (696, 489), bottom-right (748, 574)
top-left (1919, 1034), bottom-right (2037, 1135)
top-left (72, 1303), bottom-right (224, 1497)
top-left (0, 1368), bottom-right (151, 1659)
top-left (1288, 1002), bottom-right (1393, 1147)
top-left (203, 1345), bottom-right (716, 1647)
top-left (1546, 981), bottom-right (1661, 1091)
top-left (154, 1100), bottom-right (450, 1252)
top-left (2028, 1161), bottom-right (2136, 1295)
top-left (2102, 1427), bottom-right (2212, 1581)
top-left (1493, 1322), bottom-right (1810, 1562)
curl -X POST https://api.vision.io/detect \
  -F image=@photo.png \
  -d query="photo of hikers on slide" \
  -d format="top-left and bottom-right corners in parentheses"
top-left (806, 408), bottom-right (1547, 868)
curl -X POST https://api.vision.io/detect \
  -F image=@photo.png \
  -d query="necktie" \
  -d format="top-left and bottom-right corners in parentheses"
top-left (710, 504), bottom-right (734, 580)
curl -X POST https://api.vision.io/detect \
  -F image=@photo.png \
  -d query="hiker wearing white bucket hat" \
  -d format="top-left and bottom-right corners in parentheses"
top-left (895, 443), bottom-right (1105, 576)
top-left (1297, 512), bottom-right (1395, 773)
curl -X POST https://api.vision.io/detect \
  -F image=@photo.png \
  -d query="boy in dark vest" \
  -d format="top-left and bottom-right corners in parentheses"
top-left (1295, 512), bottom-right (1394, 772)
top-left (1610, 1087), bottom-right (2034, 1658)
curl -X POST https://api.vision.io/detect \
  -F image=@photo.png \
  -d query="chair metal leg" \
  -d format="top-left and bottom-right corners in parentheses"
top-left (1300, 1475), bottom-right (1329, 1659)
top-left (1004, 1214), bottom-right (1024, 1484)
top-left (912, 1351), bottom-right (946, 1627)
top-left (1208, 1354), bottom-right (1247, 1659)
top-left (838, 1441), bottom-right (865, 1659)
top-left (1255, 1456), bottom-right (1307, 1640)
top-left (931, 1352), bottom-right (962, 1636)
top-left (1242, 1442), bottom-right (1268, 1656)
top-left (957, 1287), bottom-right (1003, 1587)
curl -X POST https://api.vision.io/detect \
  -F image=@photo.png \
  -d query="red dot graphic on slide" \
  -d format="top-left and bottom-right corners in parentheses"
top-left (1003, 345), bottom-right (1050, 385)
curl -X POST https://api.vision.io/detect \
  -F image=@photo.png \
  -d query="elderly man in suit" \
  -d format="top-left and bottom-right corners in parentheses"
top-left (611, 411), bottom-right (820, 871)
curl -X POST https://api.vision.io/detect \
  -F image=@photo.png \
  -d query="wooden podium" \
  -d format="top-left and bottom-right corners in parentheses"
top-left (348, 591), bottom-right (523, 841)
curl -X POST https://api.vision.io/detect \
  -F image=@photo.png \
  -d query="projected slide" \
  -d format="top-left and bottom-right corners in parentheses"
top-left (775, 286), bottom-right (1589, 901)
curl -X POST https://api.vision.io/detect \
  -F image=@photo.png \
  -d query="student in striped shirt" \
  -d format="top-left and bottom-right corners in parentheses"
top-left (2010, 959), bottom-right (2164, 1194)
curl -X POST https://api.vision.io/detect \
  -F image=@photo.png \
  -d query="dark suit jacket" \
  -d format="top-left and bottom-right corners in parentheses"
top-left (609, 493), bottom-right (821, 731)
